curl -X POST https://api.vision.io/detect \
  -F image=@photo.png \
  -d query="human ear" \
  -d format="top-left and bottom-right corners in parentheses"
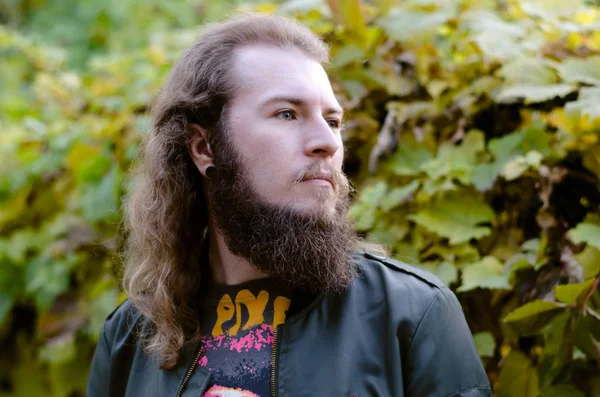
top-left (188, 123), bottom-right (214, 177)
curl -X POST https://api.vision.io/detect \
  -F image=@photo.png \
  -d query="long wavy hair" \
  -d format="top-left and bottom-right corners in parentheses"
top-left (121, 13), bottom-right (329, 369)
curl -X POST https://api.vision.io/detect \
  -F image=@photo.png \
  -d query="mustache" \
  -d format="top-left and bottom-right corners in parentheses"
top-left (293, 163), bottom-right (352, 193)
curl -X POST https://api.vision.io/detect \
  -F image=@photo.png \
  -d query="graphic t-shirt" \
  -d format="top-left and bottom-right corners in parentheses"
top-left (198, 278), bottom-right (292, 397)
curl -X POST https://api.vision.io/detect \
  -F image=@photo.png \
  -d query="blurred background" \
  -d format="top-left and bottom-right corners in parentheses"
top-left (2, 0), bottom-right (600, 395)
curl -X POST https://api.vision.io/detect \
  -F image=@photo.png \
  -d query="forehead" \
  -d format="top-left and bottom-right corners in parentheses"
top-left (229, 43), bottom-right (339, 108)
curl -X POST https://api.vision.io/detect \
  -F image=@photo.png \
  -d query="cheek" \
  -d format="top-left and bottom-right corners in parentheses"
top-left (240, 139), bottom-right (295, 191)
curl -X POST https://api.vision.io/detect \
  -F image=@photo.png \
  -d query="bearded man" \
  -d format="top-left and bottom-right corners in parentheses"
top-left (87, 13), bottom-right (492, 397)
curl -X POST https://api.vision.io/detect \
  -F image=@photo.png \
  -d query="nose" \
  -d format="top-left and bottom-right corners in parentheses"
top-left (304, 117), bottom-right (341, 159)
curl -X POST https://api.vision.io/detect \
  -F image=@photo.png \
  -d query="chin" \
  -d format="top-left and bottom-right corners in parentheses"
top-left (289, 198), bottom-right (338, 218)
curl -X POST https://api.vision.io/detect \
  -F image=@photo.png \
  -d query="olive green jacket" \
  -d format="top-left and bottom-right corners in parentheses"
top-left (87, 251), bottom-right (492, 397)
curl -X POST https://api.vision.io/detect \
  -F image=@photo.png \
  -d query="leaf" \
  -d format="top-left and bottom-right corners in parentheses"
top-left (458, 256), bottom-right (510, 292)
top-left (328, 0), bottom-right (367, 41)
top-left (464, 11), bottom-right (526, 61)
top-left (421, 261), bottom-right (458, 286)
top-left (388, 141), bottom-right (434, 176)
top-left (473, 332), bottom-right (496, 357)
top-left (498, 351), bottom-right (539, 397)
top-left (471, 163), bottom-right (500, 191)
top-left (0, 293), bottom-right (12, 324)
top-left (378, 7), bottom-right (454, 42)
top-left (349, 180), bottom-right (387, 231)
top-left (559, 56), bottom-right (600, 85)
top-left (565, 87), bottom-right (600, 122)
top-left (499, 57), bottom-right (559, 85)
top-left (39, 334), bottom-right (76, 364)
top-left (280, 0), bottom-right (328, 13)
top-left (573, 318), bottom-right (600, 360)
top-left (568, 222), bottom-right (600, 251)
top-left (80, 166), bottom-right (123, 224)
top-left (379, 180), bottom-right (420, 211)
top-left (521, 0), bottom-right (584, 19)
top-left (331, 45), bottom-right (365, 69)
top-left (543, 311), bottom-right (574, 362)
top-left (502, 157), bottom-right (530, 181)
top-left (554, 279), bottom-right (596, 304)
top-left (574, 246), bottom-right (600, 280)
top-left (495, 84), bottom-right (576, 104)
top-left (538, 385), bottom-right (585, 397)
top-left (26, 257), bottom-right (72, 310)
top-left (420, 129), bottom-right (485, 184)
top-left (504, 300), bottom-right (566, 336)
top-left (409, 190), bottom-right (495, 244)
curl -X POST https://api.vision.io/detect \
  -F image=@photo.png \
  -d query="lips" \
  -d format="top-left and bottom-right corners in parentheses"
top-left (303, 173), bottom-right (334, 187)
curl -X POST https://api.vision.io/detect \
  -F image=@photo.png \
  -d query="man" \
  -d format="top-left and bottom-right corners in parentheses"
top-left (87, 13), bottom-right (492, 397)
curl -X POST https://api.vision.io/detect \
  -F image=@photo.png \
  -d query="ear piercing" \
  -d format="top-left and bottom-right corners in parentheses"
top-left (205, 166), bottom-right (217, 178)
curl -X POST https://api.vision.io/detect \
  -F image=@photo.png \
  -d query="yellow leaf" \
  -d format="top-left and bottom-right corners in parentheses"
top-left (327, 0), bottom-right (367, 42)
top-left (66, 144), bottom-right (100, 173)
top-left (0, 188), bottom-right (28, 227)
top-left (573, 10), bottom-right (597, 26)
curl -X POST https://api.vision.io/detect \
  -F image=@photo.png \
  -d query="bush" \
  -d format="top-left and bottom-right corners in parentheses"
top-left (1, 0), bottom-right (599, 396)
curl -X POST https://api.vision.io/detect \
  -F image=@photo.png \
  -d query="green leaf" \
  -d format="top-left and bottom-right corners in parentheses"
top-left (471, 163), bottom-right (500, 191)
top-left (538, 385), bottom-right (585, 397)
top-left (502, 157), bottom-right (530, 181)
top-left (575, 246), bottom-right (600, 280)
top-left (388, 142), bottom-right (434, 176)
top-left (378, 7), bottom-right (454, 42)
top-left (554, 279), bottom-right (596, 304)
top-left (473, 332), bottom-right (496, 357)
top-left (280, 0), bottom-right (328, 13)
top-left (568, 222), bottom-right (600, 251)
top-left (464, 11), bottom-right (526, 61)
top-left (559, 56), bottom-right (600, 85)
top-left (420, 129), bottom-right (486, 184)
top-left (495, 84), bottom-right (576, 104)
top-left (490, 123), bottom-right (552, 163)
top-left (499, 57), bottom-right (559, 85)
top-left (543, 311), bottom-right (574, 361)
top-left (349, 180), bottom-right (387, 231)
top-left (331, 45), bottom-right (365, 69)
top-left (504, 300), bottom-right (566, 336)
top-left (498, 351), bottom-right (539, 397)
top-left (379, 180), bottom-right (420, 211)
top-left (0, 293), bottom-right (12, 324)
top-left (39, 335), bottom-right (76, 364)
top-left (565, 87), bottom-right (600, 121)
top-left (458, 256), bottom-right (510, 292)
top-left (421, 261), bottom-right (458, 286)
top-left (573, 318), bottom-right (600, 360)
top-left (80, 166), bottom-right (123, 224)
top-left (26, 257), bottom-right (72, 310)
top-left (521, 0), bottom-right (585, 19)
top-left (409, 191), bottom-right (495, 244)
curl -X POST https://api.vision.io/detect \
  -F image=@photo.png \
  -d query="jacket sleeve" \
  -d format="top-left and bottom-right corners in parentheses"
top-left (86, 323), bottom-right (112, 397)
top-left (403, 287), bottom-right (492, 397)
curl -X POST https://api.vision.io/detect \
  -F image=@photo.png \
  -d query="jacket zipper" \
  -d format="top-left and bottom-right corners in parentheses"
top-left (175, 343), bottom-right (205, 397)
top-left (270, 327), bottom-right (279, 397)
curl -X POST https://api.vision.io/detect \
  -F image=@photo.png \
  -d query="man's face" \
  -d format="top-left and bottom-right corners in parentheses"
top-left (225, 44), bottom-right (345, 217)
top-left (203, 43), bottom-right (357, 292)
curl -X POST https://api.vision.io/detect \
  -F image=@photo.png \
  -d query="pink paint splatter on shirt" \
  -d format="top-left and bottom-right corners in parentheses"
top-left (199, 324), bottom-right (275, 364)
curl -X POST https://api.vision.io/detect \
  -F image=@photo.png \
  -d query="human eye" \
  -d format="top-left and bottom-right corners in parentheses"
top-left (327, 119), bottom-right (342, 129)
top-left (276, 110), bottom-right (296, 121)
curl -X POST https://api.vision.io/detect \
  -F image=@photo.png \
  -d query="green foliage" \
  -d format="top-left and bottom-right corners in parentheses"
top-left (2, 0), bottom-right (600, 395)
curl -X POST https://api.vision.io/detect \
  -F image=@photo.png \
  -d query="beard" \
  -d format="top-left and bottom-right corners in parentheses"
top-left (206, 124), bottom-right (358, 293)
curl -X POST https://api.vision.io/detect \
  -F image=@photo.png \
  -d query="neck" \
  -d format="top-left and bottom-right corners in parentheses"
top-left (207, 218), bottom-right (268, 285)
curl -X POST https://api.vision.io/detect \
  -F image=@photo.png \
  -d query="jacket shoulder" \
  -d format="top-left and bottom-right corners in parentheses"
top-left (354, 249), bottom-right (447, 290)
top-left (102, 299), bottom-right (144, 349)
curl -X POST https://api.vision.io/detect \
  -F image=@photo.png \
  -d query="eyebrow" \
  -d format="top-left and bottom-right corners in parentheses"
top-left (261, 95), bottom-right (344, 118)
